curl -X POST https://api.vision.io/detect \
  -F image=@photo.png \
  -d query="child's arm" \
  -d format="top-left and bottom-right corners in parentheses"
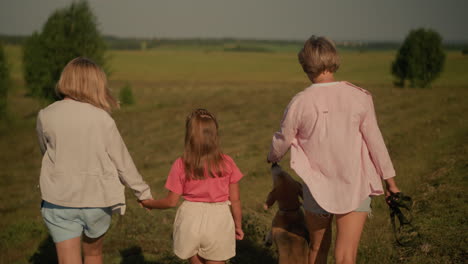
top-left (140, 191), bottom-right (181, 209)
top-left (229, 183), bottom-right (244, 240)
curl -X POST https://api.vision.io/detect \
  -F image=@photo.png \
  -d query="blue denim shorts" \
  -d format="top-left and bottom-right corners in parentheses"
top-left (303, 185), bottom-right (372, 215)
top-left (41, 201), bottom-right (112, 243)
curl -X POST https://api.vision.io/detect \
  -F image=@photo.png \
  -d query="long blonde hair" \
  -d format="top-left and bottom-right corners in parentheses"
top-left (183, 109), bottom-right (225, 180)
top-left (56, 57), bottom-right (119, 112)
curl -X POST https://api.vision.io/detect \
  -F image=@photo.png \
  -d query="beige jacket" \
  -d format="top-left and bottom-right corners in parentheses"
top-left (36, 99), bottom-right (152, 214)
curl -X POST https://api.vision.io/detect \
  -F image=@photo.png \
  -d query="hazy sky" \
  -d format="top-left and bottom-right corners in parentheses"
top-left (1, 0), bottom-right (467, 42)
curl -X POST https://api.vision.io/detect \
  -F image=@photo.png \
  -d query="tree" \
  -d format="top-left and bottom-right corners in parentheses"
top-left (119, 83), bottom-right (135, 105)
top-left (23, 1), bottom-right (107, 101)
top-left (392, 28), bottom-right (445, 88)
top-left (0, 43), bottom-right (9, 119)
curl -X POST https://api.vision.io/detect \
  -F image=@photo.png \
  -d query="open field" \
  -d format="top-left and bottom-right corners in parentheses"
top-left (0, 45), bottom-right (467, 263)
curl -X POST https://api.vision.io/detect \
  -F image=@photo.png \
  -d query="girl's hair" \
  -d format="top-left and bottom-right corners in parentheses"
top-left (183, 109), bottom-right (225, 180)
top-left (298, 36), bottom-right (340, 79)
top-left (56, 57), bottom-right (119, 112)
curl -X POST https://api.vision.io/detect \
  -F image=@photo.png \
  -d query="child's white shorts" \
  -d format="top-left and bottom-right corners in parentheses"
top-left (173, 200), bottom-right (235, 261)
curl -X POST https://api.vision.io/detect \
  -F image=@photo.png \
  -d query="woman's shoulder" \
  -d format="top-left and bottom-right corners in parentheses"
top-left (39, 100), bottom-right (115, 126)
top-left (41, 99), bottom-right (111, 116)
top-left (341, 81), bottom-right (371, 96)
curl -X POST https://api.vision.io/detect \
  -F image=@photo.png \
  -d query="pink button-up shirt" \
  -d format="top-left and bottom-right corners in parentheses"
top-left (268, 81), bottom-right (395, 214)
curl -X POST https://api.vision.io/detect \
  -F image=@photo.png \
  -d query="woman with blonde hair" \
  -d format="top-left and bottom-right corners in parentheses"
top-left (36, 57), bottom-right (152, 264)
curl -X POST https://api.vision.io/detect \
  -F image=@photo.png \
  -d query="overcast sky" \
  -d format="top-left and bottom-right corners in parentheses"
top-left (1, 0), bottom-right (467, 42)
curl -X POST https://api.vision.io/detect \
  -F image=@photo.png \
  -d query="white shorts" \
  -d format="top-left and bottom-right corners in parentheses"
top-left (173, 200), bottom-right (235, 261)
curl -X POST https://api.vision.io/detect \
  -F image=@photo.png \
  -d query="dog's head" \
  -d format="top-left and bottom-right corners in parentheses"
top-left (271, 163), bottom-right (294, 187)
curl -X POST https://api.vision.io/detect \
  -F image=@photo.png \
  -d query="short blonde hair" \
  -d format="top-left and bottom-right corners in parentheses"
top-left (56, 57), bottom-right (118, 112)
top-left (298, 36), bottom-right (340, 79)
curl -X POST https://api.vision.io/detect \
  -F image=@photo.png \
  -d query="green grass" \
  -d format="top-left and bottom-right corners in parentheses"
top-left (0, 45), bottom-right (467, 263)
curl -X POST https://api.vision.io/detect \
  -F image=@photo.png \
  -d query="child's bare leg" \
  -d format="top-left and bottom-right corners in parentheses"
top-left (55, 236), bottom-right (82, 264)
top-left (189, 254), bottom-right (206, 264)
top-left (334, 212), bottom-right (367, 264)
top-left (82, 234), bottom-right (105, 264)
top-left (305, 211), bottom-right (333, 264)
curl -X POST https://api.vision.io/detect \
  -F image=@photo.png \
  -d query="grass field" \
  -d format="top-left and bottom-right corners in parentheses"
top-left (0, 45), bottom-right (467, 264)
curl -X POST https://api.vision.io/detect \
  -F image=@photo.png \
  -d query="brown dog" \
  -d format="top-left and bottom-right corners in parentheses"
top-left (264, 163), bottom-right (309, 264)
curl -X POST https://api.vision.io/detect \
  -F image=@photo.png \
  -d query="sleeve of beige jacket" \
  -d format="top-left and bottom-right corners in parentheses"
top-left (267, 96), bottom-right (301, 163)
top-left (106, 120), bottom-right (152, 200)
top-left (36, 110), bottom-right (47, 155)
top-left (360, 94), bottom-right (396, 179)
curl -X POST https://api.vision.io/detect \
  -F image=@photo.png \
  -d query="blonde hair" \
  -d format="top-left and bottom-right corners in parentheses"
top-left (56, 57), bottom-right (118, 112)
top-left (183, 109), bottom-right (225, 180)
top-left (298, 36), bottom-right (340, 79)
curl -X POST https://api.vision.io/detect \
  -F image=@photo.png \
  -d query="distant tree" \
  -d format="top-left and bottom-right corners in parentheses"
top-left (0, 43), bottom-right (9, 119)
top-left (392, 28), bottom-right (445, 88)
top-left (462, 48), bottom-right (468, 55)
top-left (119, 83), bottom-right (135, 105)
top-left (23, 1), bottom-right (107, 101)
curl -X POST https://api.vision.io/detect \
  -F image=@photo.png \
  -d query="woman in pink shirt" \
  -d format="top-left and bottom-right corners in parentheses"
top-left (267, 36), bottom-right (401, 264)
top-left (141, 109), bottom-right (244, 264)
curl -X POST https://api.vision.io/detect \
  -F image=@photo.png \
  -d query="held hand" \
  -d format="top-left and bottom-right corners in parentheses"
top-left (263, 203), bottom-right (269, 210)
top-left (138, 199), bottom-right (154, 210)
top-left (384, 178), bottom-right (400, 203)
top-left (386, 185), bottom-right (401, 196)
top-left (235, 228), bottom-right (244, 240)
top-left (266, 155), bottom-right (271, 164)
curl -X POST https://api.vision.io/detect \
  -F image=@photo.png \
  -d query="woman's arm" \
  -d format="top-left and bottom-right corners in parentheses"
top-left (140, 191), bottom-right (181, 209)
top-left (36, 111), bottom-right (47, 155)
top-left (106, 120), bottom-right (152, 200)
top-left (360, 94), bottom-right (396, 180)
top-left (384, 177), bottom-right (401, 197)
top-left (229, 183), bottom-right (244, 240)
top-left (267, 96), bottom-right (301, 163)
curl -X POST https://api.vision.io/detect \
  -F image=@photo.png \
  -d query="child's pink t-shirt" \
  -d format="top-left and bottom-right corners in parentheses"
top-left (165, 154), bottom-right (243, 202)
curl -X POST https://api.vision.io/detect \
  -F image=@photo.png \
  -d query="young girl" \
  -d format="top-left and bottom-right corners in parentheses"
top-left (267, 36), bottom-right (401, 264)
top-left (36, 57), bottom-right (152, 264)
top-left (140, 109), bottom-right (244, 264)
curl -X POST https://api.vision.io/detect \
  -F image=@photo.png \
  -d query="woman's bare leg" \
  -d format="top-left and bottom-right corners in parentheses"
top-left (82, 234), bottom-right (105, 264)
top-left (305, 211), bottom-right (333, 264)
top-left (334, 212), bottom-right (367, 264)
top-left (55, 236), bottom-right (82, 264)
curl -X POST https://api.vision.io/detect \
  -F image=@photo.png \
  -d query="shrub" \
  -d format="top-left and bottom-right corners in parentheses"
top-left (0, 43), bottom-right (9, 119)
top-left (119, 83), bottom-right (135, 105)
top-left (392, 28), bottom-right (445, 88)
top-left (22, 0), bottom-right (107, 101)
